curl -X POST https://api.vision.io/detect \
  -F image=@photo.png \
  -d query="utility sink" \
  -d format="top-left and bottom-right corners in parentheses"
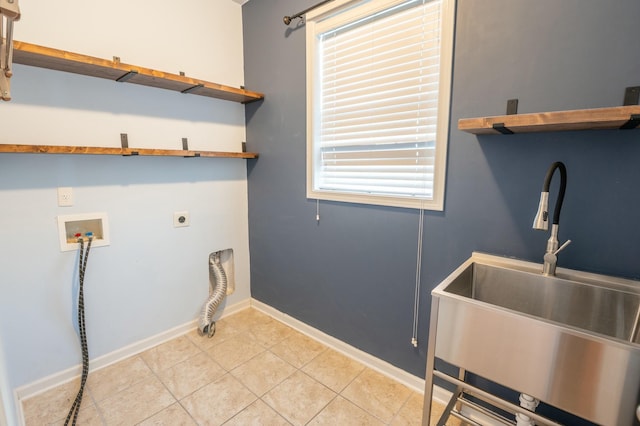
top-left (424, 253), bottom-right (640, 426)
top-left (444, 257), bottom-right (640, 344)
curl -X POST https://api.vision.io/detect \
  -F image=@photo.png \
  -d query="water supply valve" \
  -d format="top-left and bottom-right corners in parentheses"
top-left (57, 213), bottom-right (110, 251)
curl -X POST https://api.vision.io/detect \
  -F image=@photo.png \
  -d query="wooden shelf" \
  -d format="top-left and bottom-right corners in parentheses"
top-left (458, 105), bottom-right (640, 135)
top-left (8, 42), bottom-right (262, 159)
top-left (13, 41), bottom-right (264, 104)
top-left (0, 144), bottom-right (258, 159)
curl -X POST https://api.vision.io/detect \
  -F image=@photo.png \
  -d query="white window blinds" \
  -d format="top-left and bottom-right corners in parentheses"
top-left (309, 0), bottom-right (446, 208)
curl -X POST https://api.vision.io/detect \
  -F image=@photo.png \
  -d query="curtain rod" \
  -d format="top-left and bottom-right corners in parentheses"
top-left (283, 0), bottom-right (335, 25)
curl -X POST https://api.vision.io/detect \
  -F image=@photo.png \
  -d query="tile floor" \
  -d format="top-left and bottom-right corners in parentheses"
top-left (21, 308), bottom-right (459, 425)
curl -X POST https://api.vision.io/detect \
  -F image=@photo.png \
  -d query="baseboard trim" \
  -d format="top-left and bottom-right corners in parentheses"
top-left (14, 298), bottom-right (251, 402)
top-left (250, 298), bottom-right (426, 393)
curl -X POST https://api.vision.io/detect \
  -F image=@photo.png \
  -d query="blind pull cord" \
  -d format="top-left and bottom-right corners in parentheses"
top-left (411, 206), bottom-right (425, 347)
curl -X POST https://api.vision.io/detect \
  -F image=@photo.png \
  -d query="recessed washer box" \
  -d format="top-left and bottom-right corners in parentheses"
top-left (57, 212), bottom-right (110, 252)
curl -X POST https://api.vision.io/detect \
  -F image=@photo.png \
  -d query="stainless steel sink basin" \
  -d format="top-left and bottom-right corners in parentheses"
top-left (424, 253), bottom-right (640, 426)
top-left (444, 259), bottom-right (640, 344)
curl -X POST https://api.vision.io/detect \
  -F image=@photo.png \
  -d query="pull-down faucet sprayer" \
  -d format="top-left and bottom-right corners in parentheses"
top-left (533, 161), bottom-right (571, 276)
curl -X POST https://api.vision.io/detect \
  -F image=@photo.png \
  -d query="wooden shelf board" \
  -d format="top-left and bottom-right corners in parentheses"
top-left (458, 105), bottom-right (640, 135)
top-left (0, 144), bottom-right (259, 159)
top-left (13, 41), bottom-right (264, 104)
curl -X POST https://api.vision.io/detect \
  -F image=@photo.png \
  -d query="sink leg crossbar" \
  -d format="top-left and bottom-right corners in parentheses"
top-left (432, 370), bottom-right (564, 426)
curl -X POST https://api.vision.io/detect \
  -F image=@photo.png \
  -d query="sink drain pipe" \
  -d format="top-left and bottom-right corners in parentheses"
top-left (198, 252), bottom-right (227, 337)
top-left (516, 393), bottom-right (540, 426)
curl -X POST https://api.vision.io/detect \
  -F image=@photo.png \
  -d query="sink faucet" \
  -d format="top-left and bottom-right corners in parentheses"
top-left (533, 161), bottom-right (571, 276)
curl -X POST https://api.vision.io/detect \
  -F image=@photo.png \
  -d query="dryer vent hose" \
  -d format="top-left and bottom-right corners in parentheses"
top-left (198, 252), bottom-right (227, 337)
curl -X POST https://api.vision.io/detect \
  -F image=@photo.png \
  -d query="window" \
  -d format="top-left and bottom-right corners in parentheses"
top-left (306, 0), bottom-right (455, 210)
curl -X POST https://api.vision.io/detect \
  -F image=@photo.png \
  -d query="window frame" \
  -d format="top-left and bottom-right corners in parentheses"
top-left (305, 0), bottom-right (455, 211)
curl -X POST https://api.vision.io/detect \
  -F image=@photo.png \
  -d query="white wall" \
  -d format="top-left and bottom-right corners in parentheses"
top-left (0, 331), bottom-right (16, 426)
top-left (0, 0), bottom-right (251, 421)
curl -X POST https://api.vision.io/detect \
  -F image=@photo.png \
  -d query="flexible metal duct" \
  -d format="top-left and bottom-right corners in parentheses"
top-left (198, 251), bottom-right (227, 337)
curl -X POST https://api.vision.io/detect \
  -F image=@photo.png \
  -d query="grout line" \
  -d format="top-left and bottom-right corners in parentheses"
top-left (177, 399), bottom-right (201, 426)
top-left (389, 387), bottom-right (415, 425)
top-left (304, 391), bottom-right (340, 425)
top-left (134, 354), bottom-right (179, 424)
top-left (85, 388), bottom-right (107, 426)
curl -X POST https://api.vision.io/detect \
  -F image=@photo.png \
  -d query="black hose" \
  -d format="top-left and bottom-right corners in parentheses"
top-left (64, 236), bottom-right (93, 426)
top-left (542, 161), bottom-right (567, 225)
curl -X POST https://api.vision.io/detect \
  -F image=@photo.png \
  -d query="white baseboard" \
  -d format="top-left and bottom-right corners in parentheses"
top-left (250, 298), bottom-right (426, 393)
top-left (14, 298), bottom-right (251, 402)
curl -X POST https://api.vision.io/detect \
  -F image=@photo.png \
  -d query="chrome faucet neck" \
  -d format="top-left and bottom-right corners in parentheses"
top-left (543, 224), bottom-right (560, 276)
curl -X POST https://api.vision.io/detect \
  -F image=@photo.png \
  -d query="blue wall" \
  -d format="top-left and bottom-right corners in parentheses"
top-left (243, 0), bottom-right (640, 382)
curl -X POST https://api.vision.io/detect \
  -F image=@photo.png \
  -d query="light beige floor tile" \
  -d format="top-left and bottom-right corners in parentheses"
top-left (222, 308), bottom-right (273, 331)
top-left (391, 391), bottom-right (424, 426)
top-left (231, 350), bottom-right (296, 396)
top-left (206, 333), bottom-right (266, 371)
top-left (307, 395), bottom-right (384, 426)
top-left (302, 348), bottom-right (365, 393)
top-left (223, 399), bottom-right (291, 426)
top-left (180, 374), bottom-right (257, 425)
top-left (427, 400), bottom-right (463, 426)
top-left (262, 370), bottom-right (336, 426)
top-left (137, 402), bottom-right (197, 425)
top-left (22, 310), bottom-right (434, 426)
top-left (49, 403), bottom-right (104, 426)
top-left (156, 351), bottom-right (226, 399)
top-left (96, 375), bottom-right (175, 425)
top-left (22, 378), bottom-right (94, 425)
top-left (186, 318), bottom-right (243, 351)
top-left (341, 368), bottom-right (412, 423)
top-left (249, 318), bottom-right (295, 348)
top-left (269, 332), bottom-right (327, 368)
top-left (140, 335), bottom-right (202, 374)
top-left (87, 355), bottom-right (152, 402)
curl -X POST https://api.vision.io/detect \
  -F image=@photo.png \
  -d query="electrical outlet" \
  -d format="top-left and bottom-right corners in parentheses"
top-left (173, 211), bottom-right (190, 227)
top-left (57, 187), bottom-right (73, 207)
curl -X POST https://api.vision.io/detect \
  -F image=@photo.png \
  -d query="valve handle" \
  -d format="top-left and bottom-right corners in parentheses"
top-left (553, 239), bottom-right (572, 255)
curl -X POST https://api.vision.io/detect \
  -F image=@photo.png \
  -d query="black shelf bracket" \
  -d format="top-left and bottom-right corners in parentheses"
top-left (116, 70), bottom-right (138, 83)
top-left (120, 133), bottom-right (134, 156)
top-left (182, 138), bottom-right (201, 157)
top-left (620, 114), bottom-right (640, 130)
top-left (120, 133), bottom-right (139, 155)
top-left (181, 84), bottom-right (204, 94)
top-left (493, 123), bottom-right (514, 135)
top-left (490, 99), bottom-right (518, 134)
top-left (623, 86), bottom-right (640, 106)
